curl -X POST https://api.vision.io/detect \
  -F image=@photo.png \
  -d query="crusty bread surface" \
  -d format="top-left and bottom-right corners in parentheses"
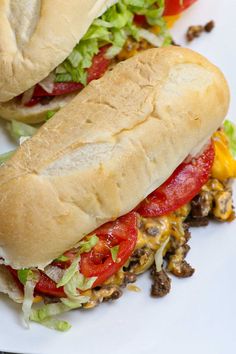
top-left (0, 0), bottom-right (118, 102)
top-left (0, 47), bottom-right (230, 269)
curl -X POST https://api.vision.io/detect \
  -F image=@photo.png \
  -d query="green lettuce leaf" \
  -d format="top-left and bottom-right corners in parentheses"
top-left (30, 297), bottom-right (89, 331)
top-left (54, 255), bottom-right (69, 262)
top-left (7, 120), bottom-right (37, 143)
top-left (0, 150), bottom-right (15, 165)
top-left (77, 234), bottom-right (99, 253)
top-left (57, 235), bottom-right (99, 290)
top-left (55, 0), bottom-right (170, 85)
top-left (57, 257), bottom-right (80, 288)
top-left (154, 237), bottom-right (169, 272)
top-left (34, 318), bottom-right (72, 332)
top-left (224, 120), bottom-right (236, 158)
top-left (21, 270), bottom-right (40, 327)
top-left (61, 296), bottom-right (90, 308)
top-left (46, 110), bottom-right (56, 121)
top-left (0, 121), bottom-right (37, 166)
top-left (111, 245), bottom-right (120, 262)
top-left (17, 269), bottom-right (33, 285)
top-left (30, 303), bottom-right (72, 331)
top-left (30, 303), bottom-right (68, 321)
top-left (64, 272), bottom-right (97, 299)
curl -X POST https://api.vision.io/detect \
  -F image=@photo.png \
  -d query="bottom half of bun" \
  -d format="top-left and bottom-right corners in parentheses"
top-left (0, 93), bottom-right (76, 124)
top-left (0, 265), bottom-right (23, 303)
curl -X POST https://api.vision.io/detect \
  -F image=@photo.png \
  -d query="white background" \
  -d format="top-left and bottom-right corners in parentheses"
top-left (0, 1), bottom-right (236, 353)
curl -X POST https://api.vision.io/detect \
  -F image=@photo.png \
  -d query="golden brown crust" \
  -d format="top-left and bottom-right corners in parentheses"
top-left (0, 0), bottom-right (118, 102)
top-left (0, 47), bottom-right (230, 269)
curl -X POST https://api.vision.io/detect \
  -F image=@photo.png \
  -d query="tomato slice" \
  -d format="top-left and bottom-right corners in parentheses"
top-left (35, 272), bottom-right (65, 297)
top-left (80, 212), bottom-right (138, 288)
top-left (5, 140), bottom-right (213, 296)
top-left (137, 142), bottom-right (215, 217)
top-left (7, 266), bottom-right (65, 297)
top-left (86, 45), bottom-right (111, 83)
top-left (134, 0), bottom-right (197, 25)
top-left (8, 212), bottom-right (137, 298)
top-left (134, 14), bottom-right (148, 27)
top-left (24, 96), bottom-right (42, 107)
top-left (24, 46), bottom-right (111, 106)
top-left (32, 82), bottom-right (84, 98)
top-left (164, 0), bottom-right (197, 16)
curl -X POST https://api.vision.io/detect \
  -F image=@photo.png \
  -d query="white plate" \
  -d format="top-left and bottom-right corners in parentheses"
top-left (1, 1), bottom-right (236, 353)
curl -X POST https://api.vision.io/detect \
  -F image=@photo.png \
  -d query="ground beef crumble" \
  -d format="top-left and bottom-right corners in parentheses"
top-left (186, 20), bottom-right (215, 42)
top-left (54, 177), bottom-right (233, 310)
top-left (150, 266), bottom-right (171, 297)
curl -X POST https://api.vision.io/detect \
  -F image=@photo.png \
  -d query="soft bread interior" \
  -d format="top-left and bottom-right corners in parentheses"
top-left (0, 265), bottom-right (23, 303)
top-left (0, 0), bottom-right (118, 102)
top-left (0, 47), bottom-right (230, 269)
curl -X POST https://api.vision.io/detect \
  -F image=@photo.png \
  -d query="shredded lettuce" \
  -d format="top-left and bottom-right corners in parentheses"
top-left (32, 318), bottom-right (72, 332)
top-left (57, 257), bottom-right (80, 288)
top-left (0, 121), bottom-right (37, 166)
top-left (63, 273), bottom-right (81, 300)
top-left (224, 120), bottom-right (236, 158)
top-left (7, 120), bottom-right (37, 143)
top-left (30, 297), bottom-right (89, 331)
top-left (61, 296), bottom-right (90, 308)
top-left (18, 269), bottom-right (33, 285)
top-left (56, 235), bottom-right (98, 288)
top-left (56, 0), bottom-right (169, 85)
top-left (30, 303), bottom-right (69, 321)
top-left (65, 272), bottom-right (97, 299)
top-left (77, 234), bottom-right (99, 253)
top-left (154, 237), bottom-right (170, 272)
top-left (111, 245), bottom-right (120, 262)
top-left (0, 150), bottom-right (15, 165)
top-left (54, 255), bottom-right (69, 262)
top-left (21, 270), bottom-right (40, 327)
top-left (44, 265), bottom-right (65, 283)
top-left (30, 303), bottom-right (72, 331)
top-left (46, 110), bottom-right (56, 121)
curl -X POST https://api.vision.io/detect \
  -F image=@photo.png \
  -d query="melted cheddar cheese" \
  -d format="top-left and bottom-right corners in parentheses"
top-left (164, 15), bottom-right (181, 29)
top-left (82, 130), bottom-right (236, 309)
top-left (212, 130), bottom-right (236, 180)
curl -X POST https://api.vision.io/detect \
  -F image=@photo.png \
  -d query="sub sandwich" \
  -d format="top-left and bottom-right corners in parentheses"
top-left (0, 0), bottom-right (197, 123)
top-left (0, 46), bottom-right (236, 331)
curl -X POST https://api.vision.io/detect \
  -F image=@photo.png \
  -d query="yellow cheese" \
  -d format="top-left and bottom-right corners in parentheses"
top-left (33, 296), bottom-right (43, 304)
top-left (212, 130), bottom-right (236, 181)
top-left (164, 15), bottom-right (181, 28)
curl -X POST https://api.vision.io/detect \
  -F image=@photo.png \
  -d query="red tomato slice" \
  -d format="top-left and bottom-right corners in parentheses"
top-left (32, 82), bottom-right (84, 98)
top-left (25, 46), bottom-right (110, 106)
top-left (52, 250), bottom-right (77, 269)
top-left (80, 212), bottom-right (138, 288)
top-left (7, 267), bottom-right (65, 297)
top-left (35, 272), bottom-right (65, 297)
top-left (24, 96), bottom-right (42, 107)
top-left (164, 0), bottom-right (197, 16)
top-left (86, 45), bottom-right (111, 83)
top-left (137, 142), bottom-right (215, 217)
top-left (134, 0), bottom-right (197, 24)
top-left (134, 14), bottom-right (148, 27)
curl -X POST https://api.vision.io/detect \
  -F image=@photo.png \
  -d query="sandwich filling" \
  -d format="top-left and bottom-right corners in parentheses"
top-left (1, 122), bottom-right (236, 331)
top-left (15, 0), bottom-right (196, 115)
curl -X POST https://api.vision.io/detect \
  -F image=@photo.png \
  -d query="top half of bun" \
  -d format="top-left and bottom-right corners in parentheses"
top-left (0, 0), bottom-right (118, 102)
top-left (0, 47), bottom-right (230, 269)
